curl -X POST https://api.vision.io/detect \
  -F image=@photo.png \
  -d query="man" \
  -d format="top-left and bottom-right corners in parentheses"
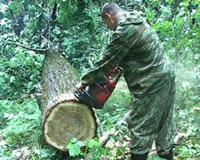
top-left (76, 2), bottom-right (176, 160)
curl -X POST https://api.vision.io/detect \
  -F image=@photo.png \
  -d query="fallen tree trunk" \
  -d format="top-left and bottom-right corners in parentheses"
top-left (37, 51), bottom-right (97, 152)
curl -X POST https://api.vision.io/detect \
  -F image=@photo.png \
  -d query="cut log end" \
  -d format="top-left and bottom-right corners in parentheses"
top-left (43, 101), bottom-right (97, 151)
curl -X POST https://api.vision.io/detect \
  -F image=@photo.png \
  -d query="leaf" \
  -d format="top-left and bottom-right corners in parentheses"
top-left (87, 138), bottom-right (100, 149)
top-left (0, 4), bottom-right (8, 12)
top-left (71, 138), bottom-right (77, 143)
top-left (181, 150), bottom-right (190, 158)
top-left (62, 38), bottom-right (71, 46)
top-left (9, 57), bottom-right (18, 68)
top-left (67, 138), bottom-right (84, 157)
top-left (53, 27), bottom-right (61, 35)
top-left (116, 146), bottom-right (125, 157)
top-left (10, 76), bottom-right (15, 84)
top-left (77, 141), bottom-right (84, 147)
top-left (67, 143), bottom-right (81, 157)
top-left (3, 151), bottom-right (11, 157)
top-left (152, 156), bottom-right (166, 160)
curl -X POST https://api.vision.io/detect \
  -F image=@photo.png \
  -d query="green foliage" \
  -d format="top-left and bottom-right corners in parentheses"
top-left (67, 138), bottom-right (108, 159)
top-left (58, 1), bottom-right (112, 74)
top-left (85, 138), bottom-right (108, 159)
top-left (67, 138), bottom-right (84, 157)
top-left (151, 156), bottom-right (165, 160)
top-left (8, 1), bottom-right (23, 16)
top-left (0, 44), bottom-right (44, 99)
top-left (55, 0), bottom-right (79, 28)
top-left (0, 100), bottom-right (41, 159)
top-left (0, 0), bottom-right (46, 99)
top-left (0, 100), bottom-right (42, 147)
top-left (144, 0), bottom-right (200, 60)
top-left (0, 0), bottom-right (199, 159)
top-left (174, 61), bottom-right (200, 159)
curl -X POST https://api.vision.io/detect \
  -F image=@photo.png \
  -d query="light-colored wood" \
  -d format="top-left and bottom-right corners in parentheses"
top-left (44, 101), bottom-right (97, 151)
top-left (37, 51), bottom-right (97, 151)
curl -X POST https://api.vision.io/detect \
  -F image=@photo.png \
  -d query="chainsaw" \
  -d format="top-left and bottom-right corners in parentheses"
top-left (74, 66), bottom-right (123, 109)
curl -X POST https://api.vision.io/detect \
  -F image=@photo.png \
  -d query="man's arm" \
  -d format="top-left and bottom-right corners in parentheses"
top-left (81, 30), bottom-right (128, 86)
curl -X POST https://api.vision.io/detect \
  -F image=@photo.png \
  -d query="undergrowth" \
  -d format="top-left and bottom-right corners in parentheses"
top-left (0, 60), bottom-right (199, 160)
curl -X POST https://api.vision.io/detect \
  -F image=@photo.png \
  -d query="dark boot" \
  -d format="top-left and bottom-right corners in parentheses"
top-left (158, 148), bottom-right (173, 160)
top-left (131, 152), bottom-right (149, 160)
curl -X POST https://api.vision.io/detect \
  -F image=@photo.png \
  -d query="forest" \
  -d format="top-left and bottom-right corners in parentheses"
top-left (0, 0), bottom-right (199, 160)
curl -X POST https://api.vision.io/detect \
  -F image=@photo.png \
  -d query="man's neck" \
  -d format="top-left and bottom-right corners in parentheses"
top-left (115, 11), bottom-right (123, 27)
top-left (115, 11), bottom-right (122, 21)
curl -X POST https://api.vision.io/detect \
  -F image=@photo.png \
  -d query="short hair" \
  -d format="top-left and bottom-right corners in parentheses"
top-left (101, 2), bottom-right (122, 18)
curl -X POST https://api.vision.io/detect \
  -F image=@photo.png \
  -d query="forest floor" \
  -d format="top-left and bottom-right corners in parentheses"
top-left (0, 63), bottom-right (200, 160)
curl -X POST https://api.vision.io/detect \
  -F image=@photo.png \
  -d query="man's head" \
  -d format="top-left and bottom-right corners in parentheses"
top-left (101, 3), bottom-right (122, 31)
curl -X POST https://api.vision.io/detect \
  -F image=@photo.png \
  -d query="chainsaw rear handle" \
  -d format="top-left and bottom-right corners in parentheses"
top-left (106, 66), bottom-right (123, 87)
top-left (94, 66), bottom-right (123, 90)
top-left (107, 66), bottom-right (123, 77)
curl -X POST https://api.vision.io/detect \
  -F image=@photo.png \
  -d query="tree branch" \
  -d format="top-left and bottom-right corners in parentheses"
top-left (43, 2), bottom-right (57, 39)
top-left (3, 42), bottom-right (48, 54)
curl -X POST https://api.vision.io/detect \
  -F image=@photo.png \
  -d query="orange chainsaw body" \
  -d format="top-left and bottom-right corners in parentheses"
top-left (74, 66), bottom-right (123, 109)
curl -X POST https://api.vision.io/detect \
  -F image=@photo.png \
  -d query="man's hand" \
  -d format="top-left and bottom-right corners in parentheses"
top-left (76, 82), bottom-right (85, 92)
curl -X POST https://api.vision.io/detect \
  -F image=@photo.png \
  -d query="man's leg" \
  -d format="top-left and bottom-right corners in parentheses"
top-left (131, 152), bottom-right (149, 160)
top-left (127, 85), bottom-right (172, 159)
top-left (127, 96), bottom-right (156, 159)
top-left (158, 148), bottom-right (173, 160)
top-left (155, 77), bottom-right (177, 160)
top-left (127, 74), bottom-right (178, 159)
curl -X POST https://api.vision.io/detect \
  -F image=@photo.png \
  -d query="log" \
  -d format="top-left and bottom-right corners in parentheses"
top-left (38, 51), bottom-right (97, 152)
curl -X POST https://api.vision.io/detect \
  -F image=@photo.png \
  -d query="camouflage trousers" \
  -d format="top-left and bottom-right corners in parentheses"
top-left (126, 76), bottom-right (177, 155)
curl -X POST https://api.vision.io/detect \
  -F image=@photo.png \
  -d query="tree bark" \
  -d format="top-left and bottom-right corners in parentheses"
top-left (38, 51), bottom-right (97, 152)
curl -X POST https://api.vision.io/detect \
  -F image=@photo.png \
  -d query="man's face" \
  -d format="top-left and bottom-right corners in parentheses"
top-left (102, 15), bottom-right (116, 31)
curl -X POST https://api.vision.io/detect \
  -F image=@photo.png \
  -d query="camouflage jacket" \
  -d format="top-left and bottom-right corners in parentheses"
top-left (81, 11), bottom-right (175, 95)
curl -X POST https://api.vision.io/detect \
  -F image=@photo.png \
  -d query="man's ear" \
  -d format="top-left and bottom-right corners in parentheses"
top-left (105, 13), bottom-right (112, 21)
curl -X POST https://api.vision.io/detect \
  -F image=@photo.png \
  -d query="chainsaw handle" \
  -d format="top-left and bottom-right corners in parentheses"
top-left (107, 66), bottom-right (122, 76)
top-left (106, 66), bottom-right (123, 87)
